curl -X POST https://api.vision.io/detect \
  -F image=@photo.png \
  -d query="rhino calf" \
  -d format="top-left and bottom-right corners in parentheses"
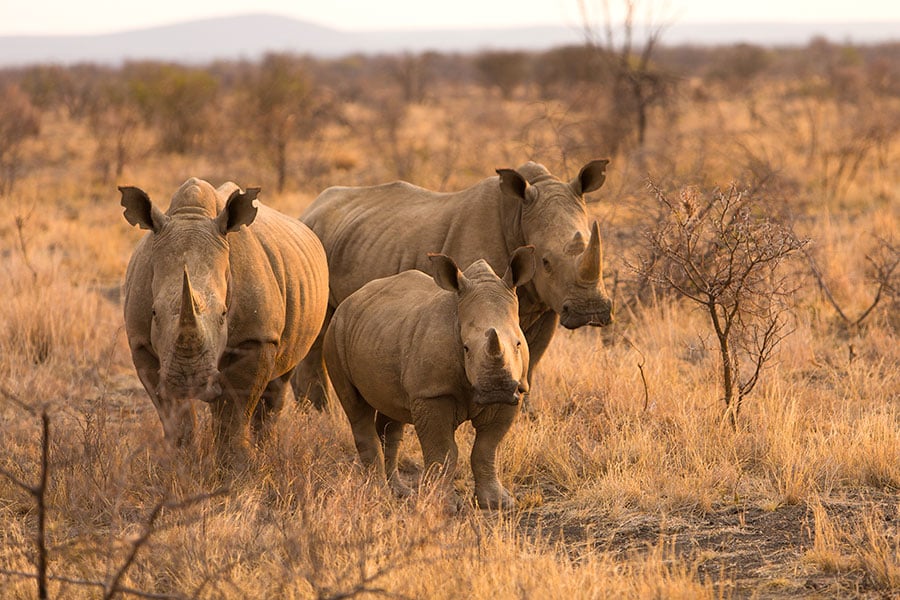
top-left (121, 178), bottom-right (328, 466)
top-left (324, 247), bottom-right (535, 509)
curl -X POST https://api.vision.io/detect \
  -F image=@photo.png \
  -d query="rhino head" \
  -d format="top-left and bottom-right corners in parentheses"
top-left (498, 159), bottom-right (614, 329)
top-left (120, 179), bottom-right (259, 439)
top-left (429, 247), bottom-right (535, 405)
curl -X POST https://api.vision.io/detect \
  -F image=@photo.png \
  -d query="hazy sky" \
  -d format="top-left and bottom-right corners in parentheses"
top-left (3, 0), bottom-right (900, 36)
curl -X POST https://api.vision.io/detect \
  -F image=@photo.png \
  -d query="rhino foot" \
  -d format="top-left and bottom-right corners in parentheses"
top-left (474, 484), bottom-right (516, 510)
top-left (388, 472), bottom-right (414, 499)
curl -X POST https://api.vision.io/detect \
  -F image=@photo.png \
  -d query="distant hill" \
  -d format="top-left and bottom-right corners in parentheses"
top-left (1, 13), bottom-right (898, 67)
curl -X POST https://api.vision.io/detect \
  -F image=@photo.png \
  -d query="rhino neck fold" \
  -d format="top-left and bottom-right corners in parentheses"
top-left (499, 188), bottom-right (527, 261)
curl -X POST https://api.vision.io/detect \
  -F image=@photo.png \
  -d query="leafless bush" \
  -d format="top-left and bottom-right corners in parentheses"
top-left (0, 392), bottom-right (228, 599)
top-left (125, 62), bottom-right (219, 154)
top-left (806, 237), bottom-right (899, 331)
top-left (234, 53), bottom-right (334, 193)
top-left (84, 76), bottom-right (142, 184)
top-left (474, 51), bottom-right (529, 100)
top-left (0, 84), bottom-right (41, 196)
top-left (577, 0), bottom-right (679, 157)
top-left (638, 181), bottom-right (807, 424)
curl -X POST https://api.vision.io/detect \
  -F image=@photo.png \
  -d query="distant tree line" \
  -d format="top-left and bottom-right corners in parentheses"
top-left (0, 37), bottom-right (898, 195)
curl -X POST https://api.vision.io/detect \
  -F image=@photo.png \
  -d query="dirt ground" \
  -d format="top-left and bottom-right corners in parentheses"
top-left (516, 492), bottom-right (900, 599)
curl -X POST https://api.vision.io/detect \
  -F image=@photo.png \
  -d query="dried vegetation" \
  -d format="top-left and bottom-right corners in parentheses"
top-left (0, 36), bottom-right (898, 598)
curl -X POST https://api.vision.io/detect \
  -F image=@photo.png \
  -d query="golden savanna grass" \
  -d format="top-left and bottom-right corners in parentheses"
top-left (0, 64), bottom-right (898, 599)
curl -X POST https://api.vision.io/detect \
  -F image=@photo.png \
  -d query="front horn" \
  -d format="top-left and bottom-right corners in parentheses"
top-left (577, 221), bottom-right (602, 283)
top-left (179, 267), bottom-right (199, 329)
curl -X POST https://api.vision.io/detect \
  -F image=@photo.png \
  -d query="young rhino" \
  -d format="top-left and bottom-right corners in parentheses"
top-left (324, 247), bottom-right (535, 509)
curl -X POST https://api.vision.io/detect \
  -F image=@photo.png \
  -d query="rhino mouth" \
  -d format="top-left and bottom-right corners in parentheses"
top-left (473, 383), bottom-right (524, 406)
top-left (158, 373), bottom-right (222, 403)
top-left (559, 310), bottom-right (613, 329)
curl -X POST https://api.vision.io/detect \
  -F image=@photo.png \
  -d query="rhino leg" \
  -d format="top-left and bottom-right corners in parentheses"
top-left (291, 306), bottom-right (334, 410)
top-left (521, 310), bottom-right (559, 414)
top-left (157, 400), bottom-right (197, 449)
top-left (470, 404), bottom-right (518, 510)
top-left (411, 398), bottom-right (460, 508)
top-left (213, 341), bottom-right (278, 468)
top-left (133, 346), bottom-right (196, 447)
top-left (376, 412), bottom-right (411, 498)
top-left (329, 363), bottom-right (385, 480)
top-left (251, 369), bottom-right (293, 444)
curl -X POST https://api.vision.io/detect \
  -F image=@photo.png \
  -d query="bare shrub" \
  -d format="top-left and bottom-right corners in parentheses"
top-left (234, 53), bottom-right (333, 193)
top-left (577, 0), bottom-right (678, 156)
top-left (806, 237), bottom-right (899, 330)
top-left (474, 51), bottom-right (529, 100)
top-left (125, 62), bottom-right (219, 154)
top-left (638, 181), bottom-right (807, 423)
top-left (0, 84), bottom-right (41, 196)
top-left (704, 43), bottom-right (772, 91)
top-left (83, 76), bottom-right (142, 184)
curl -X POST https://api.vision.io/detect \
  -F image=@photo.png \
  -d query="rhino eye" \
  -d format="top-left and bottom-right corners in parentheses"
top-left (463, 345), bottom-right (469, 353)
top-left (542, 257), bottom-right (552, 273)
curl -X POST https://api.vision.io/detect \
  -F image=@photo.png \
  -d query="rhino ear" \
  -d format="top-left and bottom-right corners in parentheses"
top-left (120, 186), bottom-right (168, 233)
top-left (503, 245), bottom-right (535, 289)
top-left (428, 253), bottom-right (463, 293)
top-left (571, 159), bottom-right (610, 201)
top-left (497, 168), bottom-right (533, 205)
top-left (217, 187), bottom-right (260, 234)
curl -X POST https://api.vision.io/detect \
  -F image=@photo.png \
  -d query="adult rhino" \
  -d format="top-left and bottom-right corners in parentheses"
top-left (121, 178), bottom-right (329, 465)
top-left (294, 159), bottom-right (613, 409)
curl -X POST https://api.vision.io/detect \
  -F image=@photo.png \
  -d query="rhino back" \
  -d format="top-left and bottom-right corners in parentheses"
top-left (328, 270), bottom-right (467, 422)
top-left (228, 204), bottom-right (329, 377)
top-left (303, 179), bottom-right (520, 307)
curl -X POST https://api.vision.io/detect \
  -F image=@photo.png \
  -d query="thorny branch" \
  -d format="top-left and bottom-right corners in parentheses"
top-left (0, 411), bottom-right (50, 599)
top-left (0, 401), bottom-right (228, 600)
top-left (103, 487), bottom-right (229, 600)
top-left (622, 335), bottom-right (650, 411)
top-left (804, 238), bottom-right (899, 328)
top-left (638, 180), bottom-right (806, 424)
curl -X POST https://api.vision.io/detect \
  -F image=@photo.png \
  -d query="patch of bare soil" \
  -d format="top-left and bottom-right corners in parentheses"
top-left (518, 492), bottom-right (899, 599)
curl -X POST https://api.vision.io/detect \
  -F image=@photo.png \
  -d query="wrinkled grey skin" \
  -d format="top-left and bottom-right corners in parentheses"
top-left (295, 160), bottom-right (613, 409)
top-left (121, 178), bottom-right (329, 465)
top-left (324, 248), bottom-right (535, 510)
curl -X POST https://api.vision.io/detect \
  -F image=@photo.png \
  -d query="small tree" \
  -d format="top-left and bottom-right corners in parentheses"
top-left (0, 84), bottom-right (41, 196)
top-left (474, 51), bottom-right (529, 99)
top-left (126, 62), bottom-right (218, 154)
top-left (578, 0), bottom-right (677, 155)
top-left (238, 53), bottom-right (331, 193)
top-left (639, 182), bottom-right (807, 424)
top-left (84, 75), bottom-right (141, 184)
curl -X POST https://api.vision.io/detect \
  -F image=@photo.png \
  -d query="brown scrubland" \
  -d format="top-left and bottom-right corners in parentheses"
top-left (0, 38), bottom-right (898, 598)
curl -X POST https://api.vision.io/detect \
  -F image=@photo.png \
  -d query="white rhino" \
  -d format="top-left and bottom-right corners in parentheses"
top-left (324, 248), bottom-right (535, 509)
top-left (121, 178), bottom-right (328, 465)
top-left (295, 160), bottom-right (612, 408)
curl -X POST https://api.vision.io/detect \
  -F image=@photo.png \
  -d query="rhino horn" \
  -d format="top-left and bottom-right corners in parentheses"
top-left (179, 267), bottom-right (199, 330)
top-left (564, 231), bottom-right (586, 256)
top-left (577, 221), bottom-right (602, 283)
top-left (486, 328), bottom-right (502, 358)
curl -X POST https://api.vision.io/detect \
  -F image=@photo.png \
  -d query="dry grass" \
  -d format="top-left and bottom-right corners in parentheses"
top-left (0, 78), bottom-right (898, 599)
